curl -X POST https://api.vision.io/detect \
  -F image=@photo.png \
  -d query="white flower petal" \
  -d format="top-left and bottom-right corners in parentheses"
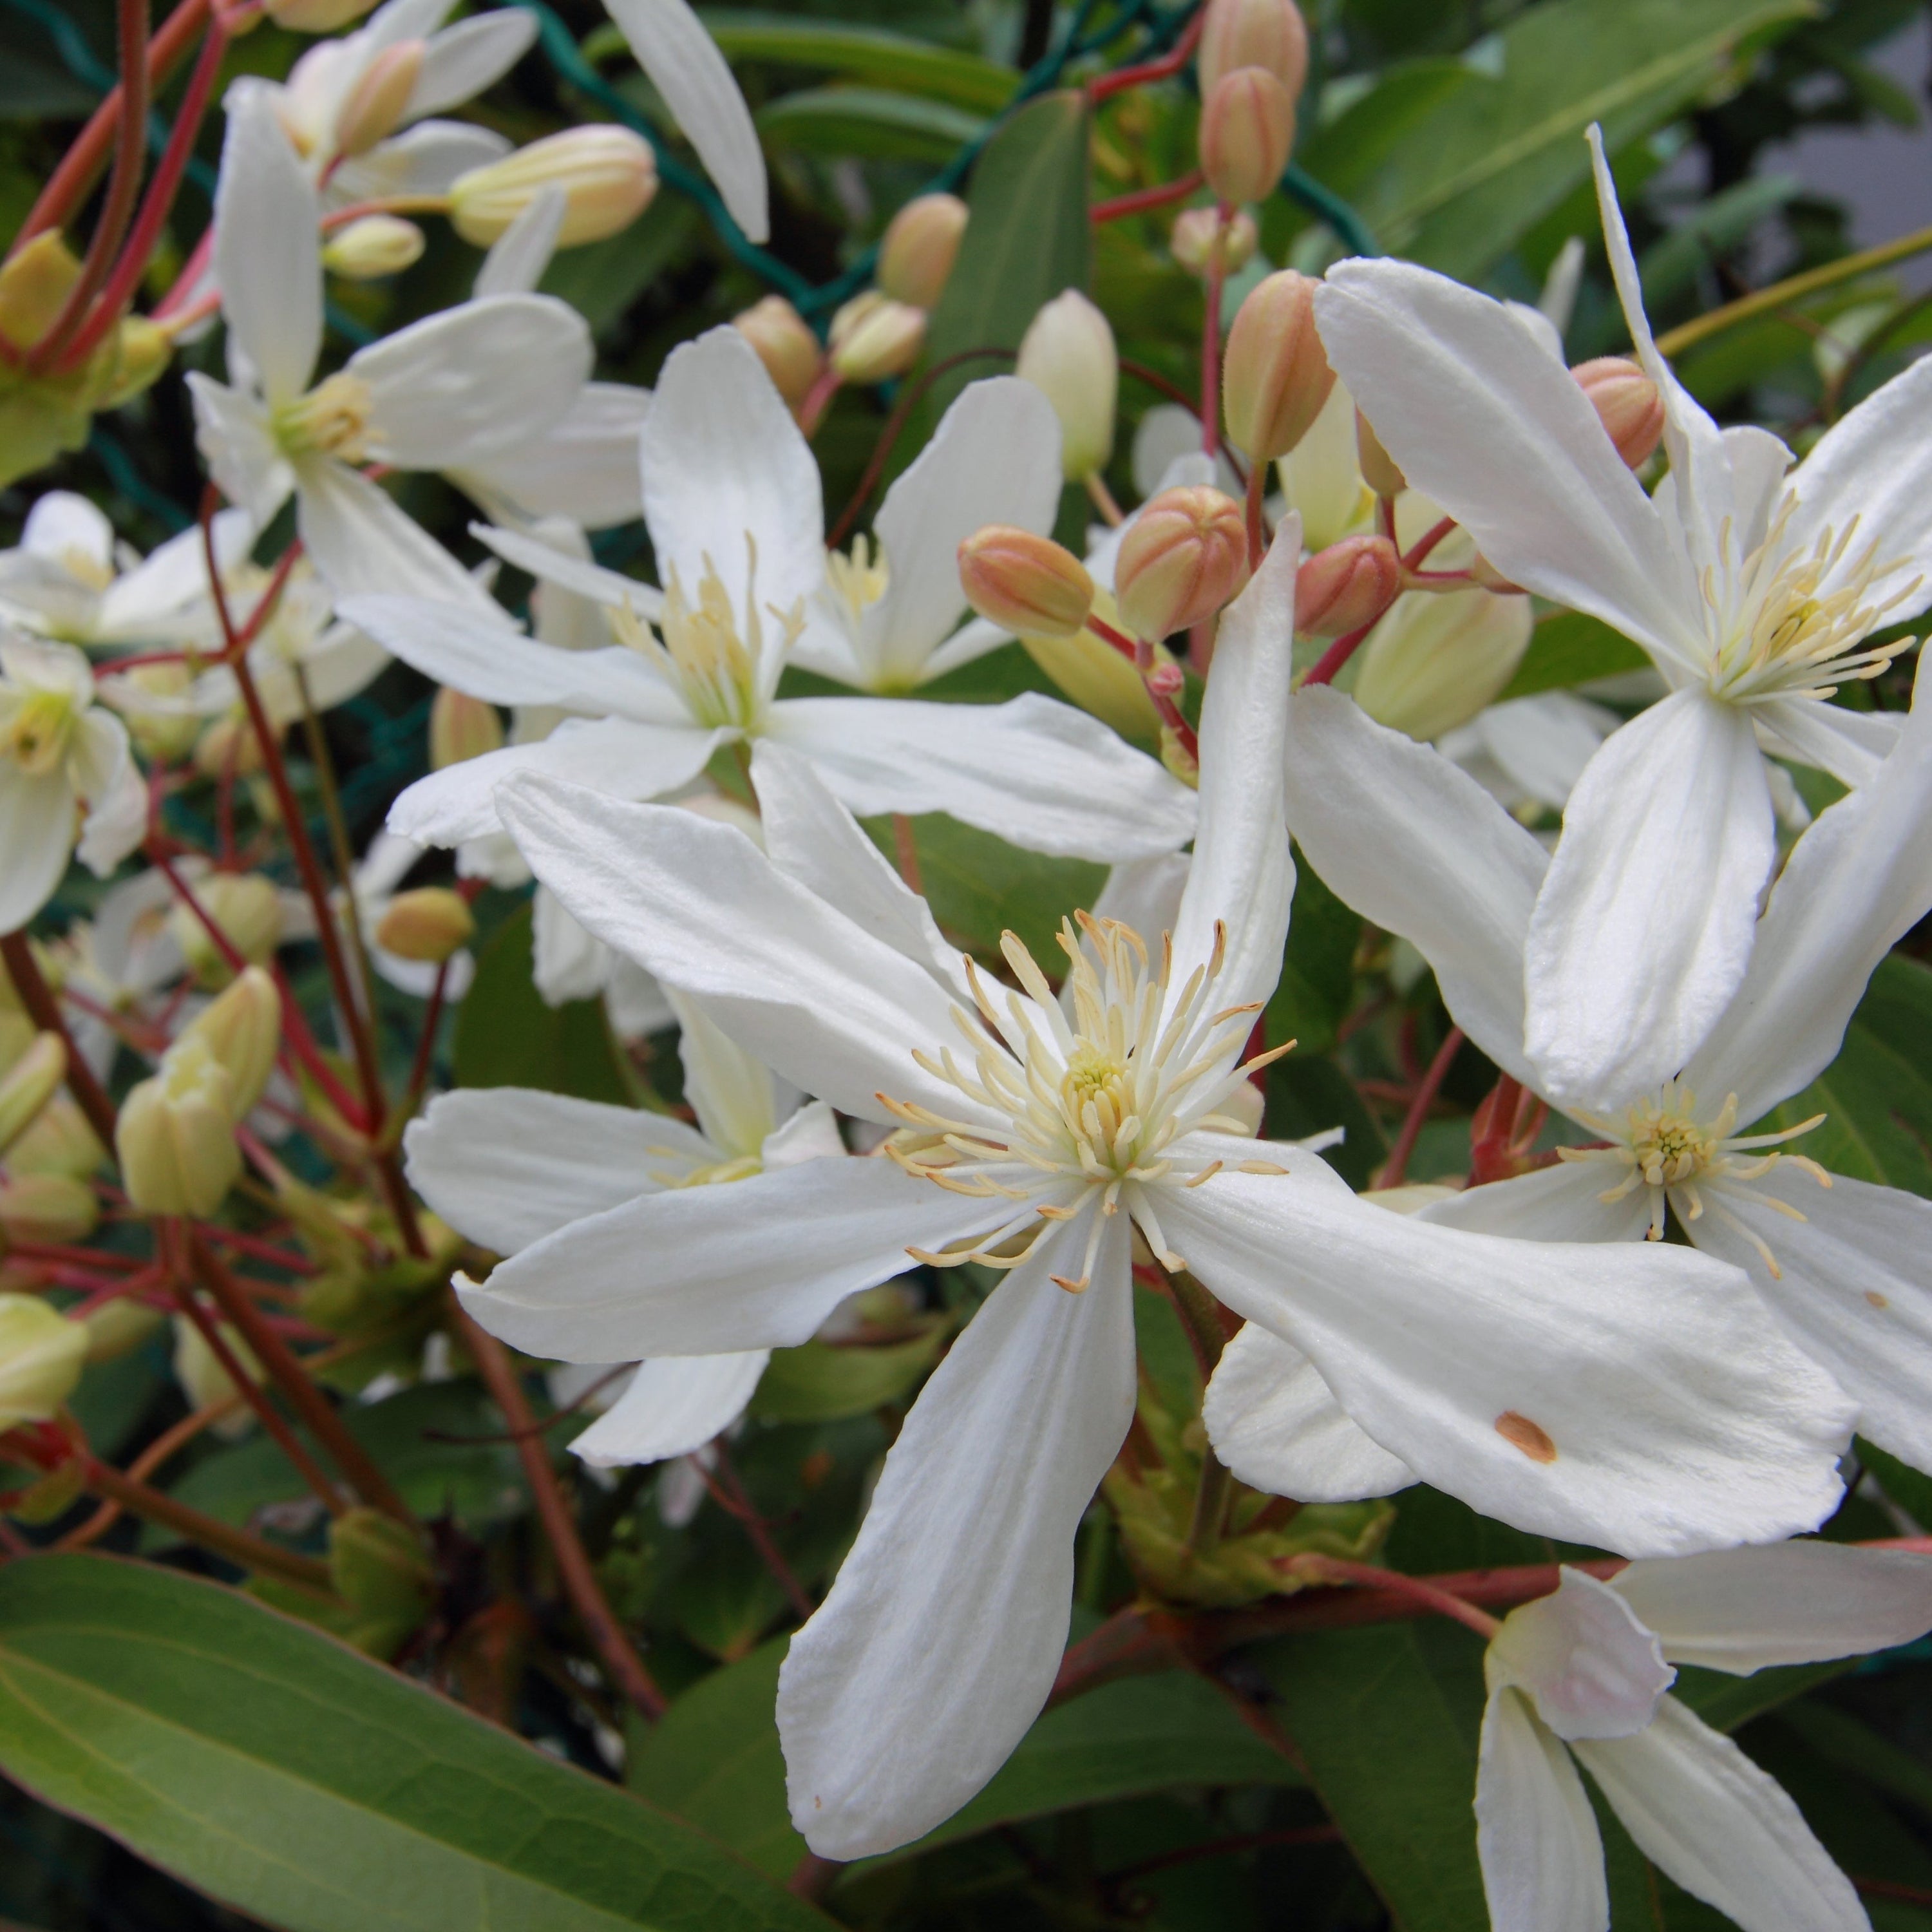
top-left (473, 184), bottom-right (565, 298)
top-left (294, 457), bottom-right (497, 611)
top-left (213, 89), bottom-right (321, 404)
top-left (404, 6), bottom-right (537, 120)
top-left (187, 376), bottom-right (292, 531)
top-left (532, 884), bottom-right (612, 1005)
top-left (328, 119), bottom-right (509, 203)
top-left (669, 989), bottom-right (777, 1159)
top-left (1459, 691), bottom-right (1621, 813)
top-left (1415, 1162), bottom-right (1653, 1245)
top-left (571, 1350), bottom-right (770, 1467)
top-left (778, 1206), bottom-right (1135, 1859)
top-left (601, 0), bottom-right (768, 242)
top-left (1752, 696), bottom-right (1900, 790)
top-left (471, 518), bottom-right (663, 617)
top-left (1488, 1569), bottom-right (1673, 1740)
top-left (95, 511), bottom-right (252, 644)
top-left (23, 494), bottom-right (112, 574)
top-left (1201, 1320), bottom-right (1416, 1502)
top-left (1475, 1690), bottom-right (1608, 1932)
top-left (73, 717), bottom-right (144, 877)
top-left (453, 384), bottom-right (652, 532)
top-left (1526, 687), bottom-right (1775, 1113)
top-left (1571, 1698), bottom-right (1866, 1932)
top-left (0, 764), bottom-right (74, 934)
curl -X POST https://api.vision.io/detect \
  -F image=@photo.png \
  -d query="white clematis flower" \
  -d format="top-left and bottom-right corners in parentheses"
top-left (1281, 676), bottom-right (1932, 1470)
top-left (189, 89), bottom-right (592, 613)
top-left (462, 520), bottom-right (1848, 1860)
top-left (0, 639), bottom-right (144, 934)
top-left (1478, 1544), bottom-right (1932, 1932)
top-left (1312, 126), bottom-right (1932, 1112)
top-left (346, 327), bottom-right (1197, 864)
top-left (410, 992), bottom-right (844, 1466)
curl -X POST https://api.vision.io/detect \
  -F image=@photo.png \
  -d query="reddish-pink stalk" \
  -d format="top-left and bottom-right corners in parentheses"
top-left (1088, 3), bottom-right (1208, 103)
top-left (1091, 169), bottom-right (1206, 225)
top-left (1089, 612), bottom-right (1200, 764)
top-left (1378, 1025), bottom-right (1464, 1189)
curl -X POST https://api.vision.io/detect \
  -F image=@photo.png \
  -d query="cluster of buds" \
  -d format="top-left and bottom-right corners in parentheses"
top-left (0, 998), bottom-right (103, 1246)
top-left (1017, 289), bottom-right (1119, 483)
top-left (1195, 0), bottom-right (1308, 209)
top-left (448, 127), bottom-right (658, 249)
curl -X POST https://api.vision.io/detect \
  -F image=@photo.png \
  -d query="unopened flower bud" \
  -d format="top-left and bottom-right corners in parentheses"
top-left (1295, 533), bottom-right (1402, 638)
top-left (1115, 486), bottom-right (1251, 639)
top-left (877, 194), bottom-right (968, 310)
top-left (333, 40), bottom-right (424, 160)
top-left (185, 965), bottom-right (281, 1118)
top-left (1355, 410), bottom-right (1406, 499)
top-left (1352, 584), bottom-right (1532, 740)
top-left (170, 873), bottom-right (283, 989)
top-left (323, 214), bottom-right (426, 281)
top-left (0, 1173), bottom-right (97, 1245)
top-left (1570, 355), bottom-right (1665, 469)
top-left (264, 0), bottom-right (379, 28)
top-left (172, 1308), bottom-right (261, 1437)
top-left (0, 232), bottom-right (81, 354)
top-left (1171, 205), bottom-right (1257, 276)
top-left (0, 1034), bottom-right (64, 1157)
top-left (0, 1295), bottom-right (87, 1429)
top-left (118, 1038), bottom-right (242, 1218)
top-left (1199, 0), bottom-right (1310, 96)
top-left (1198, 68), bottom-right (1296, 208)
top-left (828, 292), bottom-right (926, 383)
top-left (6, 1094), bottom-right (104, 1180)
top-left (1223, 269), bottom-right (1334, 462)
top-left (1017, 289), bottom-right (1117, 480)
top-left (429, 686), bottom-right (504, 770)
top-left (193, 712), bottom-right (270, 779)
top-left (733, 296), bottom-right (824, 409)
top-left (119, 663), bottom-right (200, 762)
top-left (450, 128), bottom-right (658, 249)
top-left (377, 887), bottom-right (475, 964)
top-left (83, 1296), bottom-right (164, 1363)
top-left (958, 527), bottom-right (1095, 640)
top-left (99, 315), bottom-right (171, 409)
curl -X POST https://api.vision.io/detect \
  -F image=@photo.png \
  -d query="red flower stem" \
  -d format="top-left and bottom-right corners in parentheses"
top-left (1089, 614), bottom-right (1200, 763)
top-left (705, 1441), bottom-right (817, 1622)
top-left (1300, 618), bottom-right (1376, 687)
top-left (1282, 1553), bottom-right (1502, 1638)
top-left (1244, 460), bottom-right (1267, 569)
top-left (1118, 357), bottom-right (1248, 488)
top-left (1377, 1025), bottom-right (1464, 1189)
top-left (1090, 169), bottom-right (1205, 224)
top-left (1088, 3), bottom-right (1208, 103)
top-left (267, 960), bottom-right (374, 1133)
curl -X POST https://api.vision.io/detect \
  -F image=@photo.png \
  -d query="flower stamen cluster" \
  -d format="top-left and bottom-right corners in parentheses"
top-left (274, 372), bottom-right (376, 462)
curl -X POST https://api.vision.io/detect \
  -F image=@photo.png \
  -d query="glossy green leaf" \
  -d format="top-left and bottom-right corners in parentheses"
top-left (1638, 173), bottom-right (1801, 310)
top-left (0, 1555), bottom-right (835, 1932)
top-left (755, 88), bottom-right (985, 164)
top-left (748, 1325), bottom-right (947, 1424)
top-left (1859, 1437), bottom-right (1932, 1528)
top-left (453, 903), bottom-right (632, 1105)
top-left (1497, 611), bottom-right (1649, 701)
top-left (696, 14), bottom-right (1016, 112)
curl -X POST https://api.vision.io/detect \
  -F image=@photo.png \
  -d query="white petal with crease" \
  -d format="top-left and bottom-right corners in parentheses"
top-left (572, 1351), bottom-right (770, 1467)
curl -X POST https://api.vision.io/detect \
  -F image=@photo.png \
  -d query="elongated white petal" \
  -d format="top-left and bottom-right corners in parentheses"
top-left (213, 88), bottom-right (321, 405)
top-left (762, 1099), bottom-right (844, 1167)
top-left (1572, 1698), bottom-right (1866, 1932)
top-left (403, 1086), bottom-right (715, 1253)
top-left (454, 384), bottom-right (652, 532)
top-left (917, 615), bottom-right (1019, 685)
top-left (471, 518), bottom-right (663, 616)
top-left (294, 457), bottom-right (497, 611)
top-left (779, 1207), bottom-right (1135, 1859)
top-left (23, 493), bottom-right (111, 573)
top-left (1752, 697), bottom-right (1900, 791)
top-left (1416, 1162), bottom-right (1653, 1245)
top-left (458, 1153), bottom-right (983, 1361)
top-left (405, 7), bottom-right (537, 120)
top-left (473, 185), bottom-right (565, 298)
top-left (642, 327), bottom-right (820, 625)
top-left (187, 375), bottom-right (292, 531)
top-left (0, 765), bottom-right (74, 934)
top-left (1460, 691), bottom-right (1621, 814)
top-left (1488, 1569), bottom-right (1673, 1740)
top-left (602, 0), bottom-right (768, 242)
top-left (1611, 1541), bottom-right (1932, 1674)
top-left (496, 772), bottom-right (986, 1124)
top-left (1475, 1690), bottom-right (1607, 1932)
top-left (328, 119), bottom-right (509, 204)
top-left (390, 714), bottom-right (723, 845)
top-left (1314, 260), bottom-right (1699, 670)
top-left (1526, 687), bottom-right (1775, 1112)
top-left (1202, 1321), bottom-right (1415, 1502)
top-left (768, 692), bottom-right (1197, 862)
top-left (94, 512), bottom-right (251, 644)
top-left (669, 989), bottom-right (777, 1158)
top-left (1686, 693), bottom-right (1932, 1121)
top-left (73, 717), bottom-right (144, 877)
top-left (1283, 687), bottom-right (1545, 1084)
top-left (571, 1350), bottom-right (770, 1467)
top-left (1162, 1157), bottom-right (1853, 1557)
top-left (531, 884), bottom-right (612, 1005)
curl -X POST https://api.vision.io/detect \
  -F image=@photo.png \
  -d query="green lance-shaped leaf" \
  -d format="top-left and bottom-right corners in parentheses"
top-left (0, 1554), bottom-right (836, 1932)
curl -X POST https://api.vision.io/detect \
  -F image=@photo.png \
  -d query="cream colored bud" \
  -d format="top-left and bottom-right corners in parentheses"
top-left (83, 1296), bottom-right (165, 1363)
top-left (172, 1309), bottom-right (261, 1437)
top-left (1199, 0), bottom-right (1310, 96)
top-left (171, 873), bottom-right (283, 989)
top-left (1352, 585), bottom-right (1533, 741)
top-left (1570, 355), bottom-right (1665, 469)
top-left (0, 1295), bottom-right (87, 1429)
top-left (0, 1034), bottom-right (64, 1157)
top-left (0, 1173), bottom-right (98, 1245)
top-left (734, 296), bottom-right (824, 408)
top-left (1295, 533), bottom-right (1401, 638)
top-left (264, 0), bottom-right (379, 28)
top-left (333, 40), bottom-right (424, 160)
top-left (429, 686), bottom-right (504, 770)
top-left (99, 314), bottom-right (172, 410)
top-left (1171, 205), bottom-right (1257, 276)
top-left (185, 966), bottom-right (281, 1118)
top-left (828, 292), bottom-right (926, 383)
top-left (1222, 269), bottom-right (1334, 461)
top-left (323, 214), bottom-right (426, 281)
top-left (118, 1038), bottom-right (242, 1219)
top-left (1355, 410), bottom-right (1406, 499)
top-left (193, 712), bottom-right (270, 779)
top-left (376, 887), bottom-right (475, 964)
top-left (120, 663), bottom-right (201, 762)
top-left (451, 128), bottom-right (658, 249)
top-left (1115, 486), bottom-right (1251, 639)
top-left (6, 1094), bottom-right (104, 1180)
top-left (1198, 68), bottom-right (1296, 208)
top-left (877, 194), bottom-right (968, 309)
top-left (958, 527), bottom-right (1095, 640)
top-left (1017, 289), bottom-right (1117, 480)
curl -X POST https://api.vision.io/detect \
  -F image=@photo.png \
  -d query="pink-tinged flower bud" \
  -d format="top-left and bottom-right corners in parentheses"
top-left (828, 292), bottom-right (927, 383)
top-left (1171, 205), bottom-right (1258, 276)
top-left (377, 887), bottom-right (476, 965)
top-left (1018, 289), bottom-right (1117, 479)
top-left (1222, 269), bottom-right (1334, 462)
top-left (117, 1038), bottom-right (242, 1218)
top-left (323, 214), bottom-right (426, 281)
top-left (1570, 355), bottom-right (1665, 469)
top-left (1355, 410), bottom-right (1406, 499)
top-left (450, 128), bottom-right (658, 249)
top-left (1296, 534), bottom-right (1401, 637)
top-left (1198, 67), bottom-right (1296, 209)
top-left (333, 41), bottom-right (424, 160)
top-left (1115, 486), bottom-right (1251, 639)
top-left (958, 527), bottom-right (1095, 640)
top-left (0, 1172), bottom-right (97, 1245)
top-left (1198, 0), bottom-right (1310, 97)
top-left (429, 686), bottom-right (504, 770)
top-left (733, 295), bottom-right (825, 408)
top-left (0, 1034), bottom-right (63, 1158)
top-left (877, 194), bottom-right (968, 310)
top-left (185, 966), bottom-right (281, 1119)
top-left (264, 0), bottom-right (378, 28)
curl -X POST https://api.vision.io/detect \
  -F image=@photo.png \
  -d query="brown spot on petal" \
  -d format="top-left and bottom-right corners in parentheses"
top-left (1868, 1290), bottom-right (1890, 1309)
top-left (1496, 1411), bottom-right (1557, 1463)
